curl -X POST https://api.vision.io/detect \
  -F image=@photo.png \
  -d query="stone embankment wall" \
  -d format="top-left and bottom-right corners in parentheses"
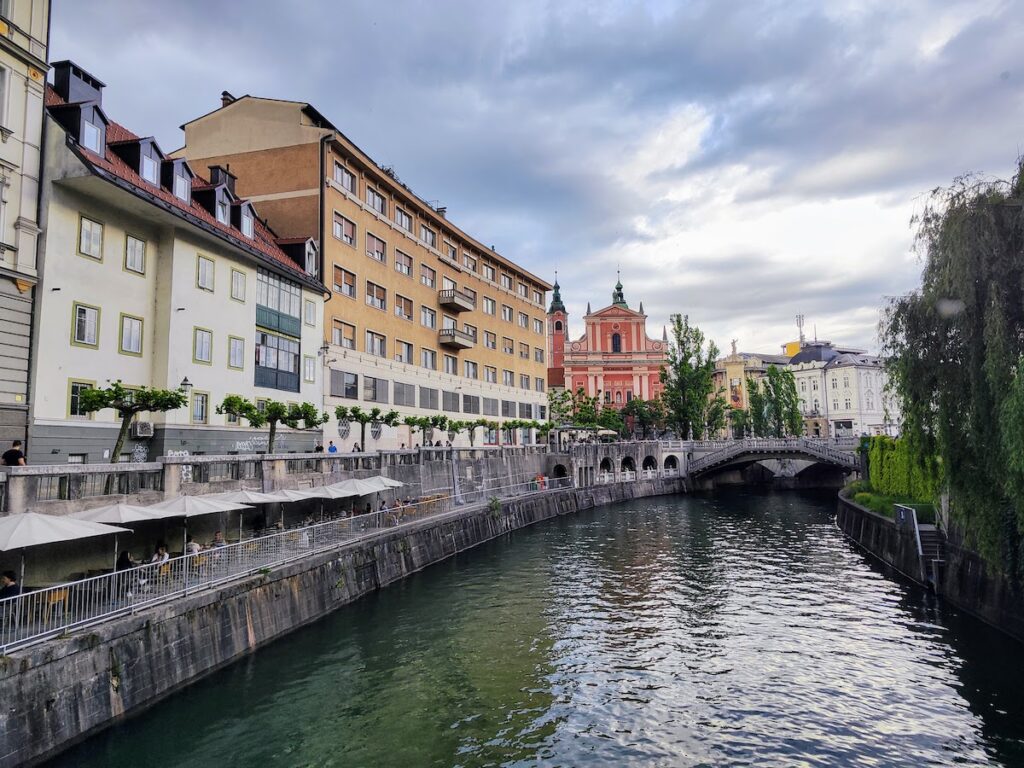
top-left (835, 491), bottom-right (925, 584)
top-left (0, 477), bottom-right (682, 768)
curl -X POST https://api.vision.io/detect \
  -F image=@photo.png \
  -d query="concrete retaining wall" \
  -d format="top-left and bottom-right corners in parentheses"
top-left (835, 492), bottom-right (925, 585)
top-left (0, 477), bottom-right (683, 767)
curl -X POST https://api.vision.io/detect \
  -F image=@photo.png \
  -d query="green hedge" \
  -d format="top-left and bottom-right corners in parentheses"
top-left (866, 436), bottom-right (941, 502)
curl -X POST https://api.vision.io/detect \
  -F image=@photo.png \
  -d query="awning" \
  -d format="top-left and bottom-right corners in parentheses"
top-left (0, 513), bottom-right (131, 551)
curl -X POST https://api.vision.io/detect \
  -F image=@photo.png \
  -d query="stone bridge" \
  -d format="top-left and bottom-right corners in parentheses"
top-left (688, 437), bottom-right (860, 480)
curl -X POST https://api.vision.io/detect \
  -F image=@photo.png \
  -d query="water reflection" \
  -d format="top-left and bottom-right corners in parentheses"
top-left (49, 490), bottom-right (1024, 767)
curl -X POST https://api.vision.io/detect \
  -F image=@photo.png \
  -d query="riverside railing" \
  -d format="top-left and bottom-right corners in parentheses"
top-left (0, 475), bottom-right (572, 653)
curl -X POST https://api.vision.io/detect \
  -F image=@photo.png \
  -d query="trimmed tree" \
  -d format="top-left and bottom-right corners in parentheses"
top-left (218, 397), bottom-right (328, 453)
top-left (334, 406), bottom-right (400, 450)
top-left (660, 314), bottom-right (724, 439)
top-left (78, 381), bottom-right (188, 463)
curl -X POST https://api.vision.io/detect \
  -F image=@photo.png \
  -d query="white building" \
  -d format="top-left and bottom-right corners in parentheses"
top-left (0, 0), bottom-right (48, 446)
top-left (790, 343), bottom-right (899, 437)
top-left (27, 62), bottom-right (326, 463)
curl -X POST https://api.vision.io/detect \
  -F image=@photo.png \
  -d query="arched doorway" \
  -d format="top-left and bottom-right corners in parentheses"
top-left (552, 464), bottom-right (568, 479)
top-left (642, 455), bottom-right (657, 471)
top-left (664, 455), bottom-right (679, 471)
top-left (599, 457), bottom-right (613, 473)
top-left (621, 456), bottom-right (636, 472)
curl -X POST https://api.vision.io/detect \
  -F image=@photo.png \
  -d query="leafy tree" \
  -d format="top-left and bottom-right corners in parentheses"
top-left (218, 396), bottom-right (329, 453)
top-left (729, 407), bottom-right (751, 439)
top-left (746, 377), bottom-right (768, 437)
top-left (622, 398), bottom-right (666, 439)
top-left (659, 314), bottom-right (724, 439)
top-left (334, 406), bottom-right (400, 449)
top-left (548, 387), bottom-right (602, 427)
top-left (881, 160), bottom-right (1024, 571)
top-left (596, 407), bottom-right (625, 436)
top-left (744, 367), bottom-right (802, 437)
top-left (79, 381), bottom-right (188, 463)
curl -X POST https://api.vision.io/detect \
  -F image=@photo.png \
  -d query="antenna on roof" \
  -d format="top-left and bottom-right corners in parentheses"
top-left (796, 314), bottom-right (805, 345)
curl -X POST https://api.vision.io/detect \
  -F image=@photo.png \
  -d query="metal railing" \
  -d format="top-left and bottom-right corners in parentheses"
top-left (0, 475), bottom-right (572, 653)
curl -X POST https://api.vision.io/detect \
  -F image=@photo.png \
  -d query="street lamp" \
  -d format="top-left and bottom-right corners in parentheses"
top-left (179, 377), bottom-right (193, 396)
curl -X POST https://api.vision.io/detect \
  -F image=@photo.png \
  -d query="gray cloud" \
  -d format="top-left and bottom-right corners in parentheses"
top-left (51, 0), bottom-right (1024, 352)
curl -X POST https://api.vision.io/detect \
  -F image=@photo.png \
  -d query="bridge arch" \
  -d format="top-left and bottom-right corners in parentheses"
top-left (599, 457), bottom-right (613, 473)
top-left (621, 456), bottom-right (636, 472)
top-left (642, 455), bottom-right (657, 471)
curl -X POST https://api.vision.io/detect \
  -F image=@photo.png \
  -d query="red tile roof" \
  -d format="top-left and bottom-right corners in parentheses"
top-left (44, 84), bottom-right (320, 287)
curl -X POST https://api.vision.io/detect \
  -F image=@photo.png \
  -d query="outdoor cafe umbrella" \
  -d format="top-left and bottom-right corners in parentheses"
top-left (262, 488), bottom-right (323, 528)
top-left (148, 496), bottom-right (252, 553)
top-left (204, 491), bottom-right (283, 541)
top-left (0, 512), bottom-right (131, 589)
top-left (70, 503), bottom-right (167, 569)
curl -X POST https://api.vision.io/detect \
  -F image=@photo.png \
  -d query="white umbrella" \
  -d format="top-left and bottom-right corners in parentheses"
top-left (148, 497), bottom-right (252, 553)
top-left (204, 491), bottom-right (283, 541)
top-left (370, 476), bottom-right (405, 490)
top-left (0, 512), bottom-right (130, 590)
top-left (70, 504), bottom-right (167, 569)
top-left (329, 477), bottom-right (384, 496)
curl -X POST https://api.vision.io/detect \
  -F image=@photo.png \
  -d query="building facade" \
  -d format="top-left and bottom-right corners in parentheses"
top-left (176, 95), bottom-right (551, 449)
top-left (0, 0), bottom-right (48, 446)
top-left (547, 278), bottom-right (668, 407)
top-left (28, 62), bottom-right (326, 464)
top-left (712, 341), bottom-right (792, 420)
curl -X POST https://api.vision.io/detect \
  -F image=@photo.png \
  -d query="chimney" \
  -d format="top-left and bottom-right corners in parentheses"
top-left (52, 60), bottom-right (105, 106)
top-left (221, 91), bottom-right (236, 108)
top-left (436, 206), bottom-right (447, 218)
top-left (208, 164), bottom-right (237, 196)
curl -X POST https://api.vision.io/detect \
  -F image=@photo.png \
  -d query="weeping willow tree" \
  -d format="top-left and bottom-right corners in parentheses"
top-left (881, 160), bottom-right (1024, 572)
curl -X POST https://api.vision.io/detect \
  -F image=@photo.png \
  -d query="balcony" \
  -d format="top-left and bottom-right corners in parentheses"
top-left (438, 327), bottom-right (476, 349)
top-left (438, 288), bottom-right (476, 312)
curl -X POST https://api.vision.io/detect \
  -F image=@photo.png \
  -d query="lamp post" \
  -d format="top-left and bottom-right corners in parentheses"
top-left (179, 377), bottom-right (193, 396)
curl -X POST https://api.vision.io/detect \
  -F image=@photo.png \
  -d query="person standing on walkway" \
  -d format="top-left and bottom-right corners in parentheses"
top-left (2, 440), bottom-right (26, 466)
top-left (327, 441), bottom-right (338, 454)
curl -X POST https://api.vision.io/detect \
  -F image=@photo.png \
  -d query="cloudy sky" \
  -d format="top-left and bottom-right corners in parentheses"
top-left (53, 0), bottom-right (1024, 354)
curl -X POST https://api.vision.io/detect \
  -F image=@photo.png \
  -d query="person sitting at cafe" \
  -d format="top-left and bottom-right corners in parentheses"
top-left (0, 570), bottom-right (21, 598)
top-left (150, 543), bottom-right (170, 564)
top-left (209, 531), bottom-right (227, 548)
top-left (115, 551), bottom-right (139, 571)
top-left (184, 536), bottom-right (202, 556)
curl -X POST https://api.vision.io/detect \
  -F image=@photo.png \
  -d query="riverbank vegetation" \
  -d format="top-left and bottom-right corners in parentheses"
top-left (881, 158), bottom-right (1024, 571)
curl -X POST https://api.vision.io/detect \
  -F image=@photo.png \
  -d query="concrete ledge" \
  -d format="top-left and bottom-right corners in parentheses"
top-left (835, 490), bottom-right (926, 586)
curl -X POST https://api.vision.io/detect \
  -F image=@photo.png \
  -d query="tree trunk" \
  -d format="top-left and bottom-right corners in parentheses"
top-left (111, 412), bottom-right (132, 462)
top-left (468, 428), bottom-right (475, 447)
top-left (268, 420), bottom-right (278, 453)
top-left (360, 420), bottom-right (367, 450)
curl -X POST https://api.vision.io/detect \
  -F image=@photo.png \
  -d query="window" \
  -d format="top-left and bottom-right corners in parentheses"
top-left (69, 381), bottom-right (93, 419)
top-left (844, 398), bottom-right (851, 409)
top-left (197, 255), bottom-right (215, 291)
top-left (518, 283), bottom-right (529, 298)
top-left (241, 207), bottom-right (254, 238)
top-left (812, 380), bottom-right (819, 391)
top-left (230, 269), bottom-right (246, 302)
top-left (518, 312), bottom-right (529, 328)
top-left (532, 289), bottom-right (543, 304)
top-left (141, 155), bottom-right (159, 185)
top-left (395, 294), bottom-right (413, 321)
top-left (333, 214), bottom-right (356, 246)
top-left (611, 333), bottom-right (621, 353)
top-left (124, 235), bottom-right (145, 274)
top-left (484, 331), bottom-right (497, 350)
top-left (304, 299), bottom-right (316, 326)
top-left (366, 233), bottom-right (386, 262)
top-left (413, 349), bottom-right (434, 372)
top-left (82, 119), bottom-right (102, 153)
top-left (534, 348), bottom-right (544, 363)
top-left (444, 354), bottom-right (458, 375)
top-left (229, 336), bottom-right (245, 369)
top-left (535, 377), bottom-right (545, 392)
top-left (334, 267), bottom-right (356, 298)
top-left (173, 172), bottom-right (190, 202)
top-left (216, 198), bottom-right (229, 225)
top-left (366, 187), bottom-right (387, 215)
top-left (483, 297), bottom-right (496, 315)
top-left (72, 303), bottom-right (99, 347)
top-left (193, 328), bottom-right (213, 364)
top-left (255, 331), bottom-right (300, 392)
top-left (442, 275), bottom-right (456, 292)
top-left (364, 376), bottom-right (388, 403)
top-left (119, 315), bottom-right (143, 356)
top-left (420, 264), bottom-right (436, 288)
top-left (366, 330), bottom-right (386, 357)
top-left (366, 281), bottom-right (386, 310)
top-left (463, 323), bottom-right (477, 341)
top-left (503, 337), bottom-right (514, 355)
top-left (503, 369), bottom-right (514, 386)
top-left (463, 254), bottom-right (476, 271)
top-left (502, 305), bottom-right (513, 322)
top-left (304, 356), bottom-right (316, 383)
top-left (501, 400), bottom-right (515, 417)
top-left (445, 242), bottom-right (457, 261)
top-left (519, 342), bottom-right (529, 359)
top-left (843, 376), bottom-right (850, 388)
top-left (421, 306), bottom-right (437, 329)
top-left (800, 380), bottom-right (807, 393)
top-left (420, 387), bottom-right (439, 410)
top-left (482, 264), bottom-right (495, 281)
top-left (67, 453), bottom-right (87, 464)
top-left (485, 366), bottom-right (497, 383)
top-left (520, 374), bottom-right (530, 390)
top-left (420, 225), bottom-right (436, 248)
top-left (395, 250), bottom-right (412, 276)
top-left (330, 370), bottom-right (359, 399)
top-left (519, 402), bottom-right (533, 418)
top-left (334, 162), bottom-right (355, 193)
top-left (396, 208), bottom-right (413, 232)
top-left (463, 395), bottom-right (481, 414)
top-left (442, 315), bottom-right (457, 330)
top-left (394, 381), bottom-right (416, 407)
top-left (832, 378), bottom-right (838, 389)
top-left (533, 318), bottom-right (543, 334)
top-left (191, 392), bottom-right (209, 424)
top-left (464, 360), bottom-right (478, 379)
top-left (554, 320), bottom-right (563, 331)
top-left (78, 216), bottom-right (103, 259)
top-left (443, 390), bottom-right (460, 412)
top-left (305, 241), bottom-right (318, 277)
top-left (395, 340), bottom-right (414, 364)
top-left (333, 321), bottom-right (356, 349)
top-left (500, 274), bottom-right (513, 290)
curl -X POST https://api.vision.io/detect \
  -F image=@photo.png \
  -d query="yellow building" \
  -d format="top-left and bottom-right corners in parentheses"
top-left (177, 95), bottom-right (551, 448)
top-left (712, 341), bottom-right (791, 437)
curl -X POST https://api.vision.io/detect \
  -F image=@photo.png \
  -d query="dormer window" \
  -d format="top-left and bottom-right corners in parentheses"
top-left (82, 119), bottom-right (102, 153)
top-left (216, 198), bottom-right (229, 225)
top-left (174, 172), bottom-right (190, 202)
top-left (140, 154), bottom-right (158, 185)
top-left (241, 206), bottom-right (254, 238)
top-left (305, 241), bottom-right (318, 276)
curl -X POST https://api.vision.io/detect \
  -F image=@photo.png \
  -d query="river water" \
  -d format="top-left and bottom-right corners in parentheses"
top-left (49, 490), bottom-right (1024, 767)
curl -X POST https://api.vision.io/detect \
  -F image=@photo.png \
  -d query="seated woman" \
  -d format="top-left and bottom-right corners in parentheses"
top-left (184, 536), bottom-right (202, 556)
top-left (150, 543), bottom-right (170, 564)
top-left (115, 550), bottom-right (139, 571)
